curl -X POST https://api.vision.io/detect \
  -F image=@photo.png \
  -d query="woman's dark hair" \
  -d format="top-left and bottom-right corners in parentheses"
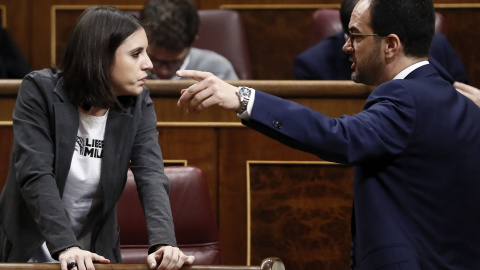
top-left (61, 6), bottom-right (142, 110)
top-left (370, 0), bottom-right (434, 58)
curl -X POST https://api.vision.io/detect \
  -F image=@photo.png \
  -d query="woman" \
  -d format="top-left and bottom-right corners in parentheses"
top-left (0, 6), bottom-right (194, 270)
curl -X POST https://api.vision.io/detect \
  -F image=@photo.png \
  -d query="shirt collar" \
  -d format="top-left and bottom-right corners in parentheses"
top-left (393, 60), bottom-right (429, 80)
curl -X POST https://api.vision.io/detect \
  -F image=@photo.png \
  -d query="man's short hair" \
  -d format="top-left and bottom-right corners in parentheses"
top-left (141, 0), bottom-right (199, 50)
top-left (340, 0), bottom-right (359, 34)
top-left (370, 0), bottom-right (435, 58)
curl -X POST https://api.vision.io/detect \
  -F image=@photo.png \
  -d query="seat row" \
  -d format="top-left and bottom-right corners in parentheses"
top-left (174, 9), bottom-right (448, 80)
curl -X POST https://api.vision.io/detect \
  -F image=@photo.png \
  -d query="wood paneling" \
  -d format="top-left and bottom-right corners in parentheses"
top-left (248, 162), bottom-right (353, 270)
top-left (1, 0), bottom-right (480, 84)
top-left (0, 0), bottom-right (31, 62)
top-left (0, 0), bottom-right (478, 265)
top-left (438, 6), bottom-right (480, 87)
top-left (0, 80), bottom-right (368, 266)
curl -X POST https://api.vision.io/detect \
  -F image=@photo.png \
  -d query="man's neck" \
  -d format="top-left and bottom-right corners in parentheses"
top-left (375, 56), bottom-right (429, 87)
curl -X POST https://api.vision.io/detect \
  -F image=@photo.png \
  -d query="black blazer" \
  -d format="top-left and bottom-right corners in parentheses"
top-left (0, 69), bottom-right (176, 262)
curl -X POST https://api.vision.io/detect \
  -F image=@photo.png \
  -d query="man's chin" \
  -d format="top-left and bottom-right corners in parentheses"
top-left (351, 72), bottom-right (373, 86)
top-left (351, 72), bottom-right (361, 84)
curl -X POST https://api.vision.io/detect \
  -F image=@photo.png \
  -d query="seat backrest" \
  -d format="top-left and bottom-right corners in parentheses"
top-left (117, 166), bottom-right (221, 264)
top-left (307, 9), bottom-right (448, 48)
top-left (307, 9), bottom-right (343, 48)
top-left (193, 9), bottom-right (252, 80)
top-left (434, 11), bottom-right (448, 35)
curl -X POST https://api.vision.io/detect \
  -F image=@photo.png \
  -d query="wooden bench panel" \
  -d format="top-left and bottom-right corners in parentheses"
top-left (0, 80), bottom-right (368, 266)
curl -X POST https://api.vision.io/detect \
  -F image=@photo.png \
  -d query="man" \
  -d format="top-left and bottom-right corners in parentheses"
top-left (141, 0), bottom-right (238, 80)
top-left (293, 0), bottom-right (468, 84)
top-left (177, 0), bottom-right (480, 269)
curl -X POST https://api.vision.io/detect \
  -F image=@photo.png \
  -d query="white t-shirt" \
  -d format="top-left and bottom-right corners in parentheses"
top-left (29, 110), bottom-right (108, 262)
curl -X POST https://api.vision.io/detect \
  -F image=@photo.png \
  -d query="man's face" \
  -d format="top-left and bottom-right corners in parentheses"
top-left (147, 45), bottom-right (190, 79)
top-left (343, 0), bottom-right (385, 86)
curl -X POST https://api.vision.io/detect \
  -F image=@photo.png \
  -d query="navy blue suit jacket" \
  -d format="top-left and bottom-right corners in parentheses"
top-left (244, 64), bottom-right (480, 269)
top-left (293, 32), bottom-right (468, 83)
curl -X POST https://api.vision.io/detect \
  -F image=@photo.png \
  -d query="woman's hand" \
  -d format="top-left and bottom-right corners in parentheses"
top-left (59, 246), bottom-right (110, 270)
top-left (147, 246), bottom-right (195, 270)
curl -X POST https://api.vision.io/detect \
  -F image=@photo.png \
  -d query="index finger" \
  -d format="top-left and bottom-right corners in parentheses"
top-left (176, 70), bottom-right (211, 81)
top-left (147, 249), bottom-right (162, 269)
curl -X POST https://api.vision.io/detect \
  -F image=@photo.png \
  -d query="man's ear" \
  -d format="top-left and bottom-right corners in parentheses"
top-left (384, 34), bottom-right (401, 58)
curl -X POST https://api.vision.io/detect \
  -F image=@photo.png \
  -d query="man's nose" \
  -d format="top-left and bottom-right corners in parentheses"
top-left (343, 36), bottom-right (354, 54)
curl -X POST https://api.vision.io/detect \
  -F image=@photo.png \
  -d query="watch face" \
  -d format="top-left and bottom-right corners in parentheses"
top-left (240, 87), bottom-right (251, 96)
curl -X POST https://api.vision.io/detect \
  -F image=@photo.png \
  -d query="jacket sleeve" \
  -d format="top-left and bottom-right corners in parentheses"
top-left (128, 89), bottom-right (176, 253)
top-left (12, 72), bottom-right (80, 257)
top-left (243, 83), bottom-right (416, 165)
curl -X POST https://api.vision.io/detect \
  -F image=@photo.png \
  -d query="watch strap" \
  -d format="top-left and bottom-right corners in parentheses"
top-left (235, 86), bottom-right (252, 114)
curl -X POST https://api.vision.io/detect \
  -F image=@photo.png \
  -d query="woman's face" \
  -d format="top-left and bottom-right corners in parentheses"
top-left (110, 28), bottom-right (153, 96)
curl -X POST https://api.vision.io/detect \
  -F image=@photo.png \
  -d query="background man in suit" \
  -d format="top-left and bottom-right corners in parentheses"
top-left (176, 0), bottom-right (480, 269)
top-left (293, 0), bottom-right (468, 84)
top-left (0, 28), bottom-right (31, 78)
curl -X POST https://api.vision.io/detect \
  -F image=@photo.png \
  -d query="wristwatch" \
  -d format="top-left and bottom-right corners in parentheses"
top-left (235, 86), bottom-right (252, 114)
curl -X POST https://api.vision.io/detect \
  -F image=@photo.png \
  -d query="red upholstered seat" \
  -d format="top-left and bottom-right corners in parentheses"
top-left (194, 9), bottom-right (252, 80)
top-left (307, 9), bottom-right (343, 48)
top-left (307, 9), bottom-right (448, 48)
top-left (434, 12), bottom-right (448, 35)
top-left (117, 166), bottom-right (221, 264)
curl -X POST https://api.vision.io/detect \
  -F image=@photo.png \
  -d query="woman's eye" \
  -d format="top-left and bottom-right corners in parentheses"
top-left (132, 52), bottom-right (140, 58)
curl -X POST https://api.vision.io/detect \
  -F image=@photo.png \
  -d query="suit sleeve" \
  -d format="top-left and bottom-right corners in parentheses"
top-left (12, 73), bottom-right (79, 256)
top-left (129, 89), bottom-right (176, 252)
top-left (244, 82), bottom-right (416, 165)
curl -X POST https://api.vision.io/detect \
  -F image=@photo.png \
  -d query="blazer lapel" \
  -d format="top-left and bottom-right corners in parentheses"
top-left (53, 79), bottom-right (79, 196)
top-left (100, 107), bottom-right (133, 214)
